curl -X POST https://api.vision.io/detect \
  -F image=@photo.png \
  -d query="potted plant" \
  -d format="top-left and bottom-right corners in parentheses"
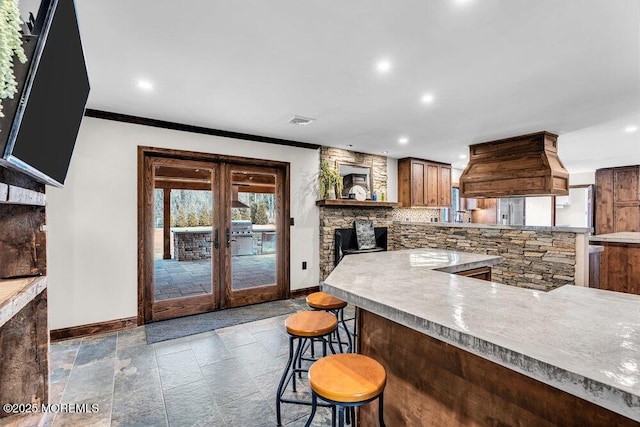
top-left (1, 0), bottom-right (27, 117)
top-left (319, 161), bottom-right (343, 200)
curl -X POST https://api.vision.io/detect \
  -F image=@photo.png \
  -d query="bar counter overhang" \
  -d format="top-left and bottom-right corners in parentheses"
top-left (322, 248), bottom-right (640, 425)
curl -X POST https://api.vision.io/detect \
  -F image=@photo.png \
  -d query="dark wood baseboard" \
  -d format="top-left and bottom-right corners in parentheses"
top-left (50, 317), bottom-right (138, 342)
top-left (290, 286), bottom-right (320, 298)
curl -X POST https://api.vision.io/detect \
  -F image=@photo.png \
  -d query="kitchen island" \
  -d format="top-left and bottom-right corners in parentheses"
top-left (322, 249), bottom-right (639, 426)
top-left (590, 232), bottom-right (640, 295)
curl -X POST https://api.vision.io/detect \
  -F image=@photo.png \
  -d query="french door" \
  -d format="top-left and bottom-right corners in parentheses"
top-left (139, 148), bottom-right (289, 323)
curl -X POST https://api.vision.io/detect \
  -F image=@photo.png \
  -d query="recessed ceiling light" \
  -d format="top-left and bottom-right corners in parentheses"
top-left (376, 59), bottom-right (392, 73)
top-left (625, 125), bottom-right (638, 133)
top-left (398, 137), bottom-right (409, 145)
top-left (382, 151), bottom-right (389, 154)
top-left (459, 154), bottom-right (467, 159)
top-left (347, 144), bottom-right (353, 148)
top-left (137, 79), bottom-right (154, 91)
top-left (421, 93), bottom-right (435, 104)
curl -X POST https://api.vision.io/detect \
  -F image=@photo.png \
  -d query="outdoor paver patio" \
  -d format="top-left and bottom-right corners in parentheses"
top-left (154, 254), bottom-right (276, 301)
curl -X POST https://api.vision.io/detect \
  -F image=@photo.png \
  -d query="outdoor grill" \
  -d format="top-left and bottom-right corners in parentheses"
top-left (231, 220), bottom-right (253, 256)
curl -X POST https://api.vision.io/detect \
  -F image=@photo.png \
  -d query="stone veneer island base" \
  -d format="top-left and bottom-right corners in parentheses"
top-left (324, 249), bottom-right (640, 426)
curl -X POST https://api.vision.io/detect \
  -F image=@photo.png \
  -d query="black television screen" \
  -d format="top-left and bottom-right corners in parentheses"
top-left (0, 0), bottom-right (90, 187)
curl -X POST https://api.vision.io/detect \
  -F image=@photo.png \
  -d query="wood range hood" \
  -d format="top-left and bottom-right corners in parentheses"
top-left (459, 131), bottom-right (569, 198)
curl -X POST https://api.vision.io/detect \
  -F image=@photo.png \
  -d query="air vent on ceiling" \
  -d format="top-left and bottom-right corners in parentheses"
top-left (288, 115), bottom-right (316, 126)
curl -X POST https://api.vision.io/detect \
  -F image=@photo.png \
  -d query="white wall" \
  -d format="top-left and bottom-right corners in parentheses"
top-left (525, 196), bottom-right (553, 226)
top-left (570, 172), bottom-right (595, 185)
top-left (556, 187), bottom-right (590, 228)
top-left (46, 117), bottom-right (320, 330)
top-left (386, 157), bottom-right (398, 202)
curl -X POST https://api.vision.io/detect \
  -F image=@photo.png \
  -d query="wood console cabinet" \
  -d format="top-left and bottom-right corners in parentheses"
top-left (456, 266), bottom-right (492, 281)
top-left (398, 158), bottom-right (452, 208)
top-left (595, 165), bottom-right (640, 234)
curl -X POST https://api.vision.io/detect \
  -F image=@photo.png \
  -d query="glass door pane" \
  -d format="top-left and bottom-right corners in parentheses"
top-left (229, 168), bottom-right (277, 291)
top-left (152, 162), bottom-right (217, 315)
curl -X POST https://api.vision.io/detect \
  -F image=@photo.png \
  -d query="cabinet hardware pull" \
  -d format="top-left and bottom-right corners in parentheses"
top-left (214, 229), bottom-right (219, 249)
top-left (226, 228), bottom-right (230, 248)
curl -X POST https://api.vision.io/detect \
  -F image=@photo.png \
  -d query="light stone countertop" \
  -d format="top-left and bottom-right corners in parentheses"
top-left (322, 248), bottom-right (640, 421)
top-left (394, 220), bottom-right (591, 234)
top-left (590, 232), bottom-right (640, 244)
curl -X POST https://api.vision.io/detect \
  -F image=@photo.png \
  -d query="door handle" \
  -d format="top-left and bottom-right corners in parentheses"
top-left (226, 228), bottom-right (230, 248)
top-left (214, 229), bottom-right (219, 249)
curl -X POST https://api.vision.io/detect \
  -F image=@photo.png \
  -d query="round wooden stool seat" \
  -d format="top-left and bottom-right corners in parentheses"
top-left (285, 311), bottom-right (337, 337)
top-left (306, 291), bottom-right (347, 310)
top-left (308, 354), bottom-right (386, 403)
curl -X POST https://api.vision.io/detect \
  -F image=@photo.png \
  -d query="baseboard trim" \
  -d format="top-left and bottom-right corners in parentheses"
top-left (50, 317), bottom-right (138, 342)
top-left (290, 286), bottom-right (320, 298)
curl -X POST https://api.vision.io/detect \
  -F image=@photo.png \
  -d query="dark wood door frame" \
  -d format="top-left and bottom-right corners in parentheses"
top-left (137, 146), bottom-right (291, 325)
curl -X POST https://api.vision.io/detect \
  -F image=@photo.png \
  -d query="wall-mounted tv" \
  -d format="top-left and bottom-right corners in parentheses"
top-left (0, 0), bottom-right (90, 187)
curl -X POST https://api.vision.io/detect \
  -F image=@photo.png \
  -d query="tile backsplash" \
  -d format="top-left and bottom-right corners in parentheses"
top-left (392, 207), bottom-right (441, 223)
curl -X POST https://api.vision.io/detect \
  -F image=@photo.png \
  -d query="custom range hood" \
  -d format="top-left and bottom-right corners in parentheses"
top-left (231, 185), bottom-right (250, 209)
top-left (459, 131), bottom-right (569, 198)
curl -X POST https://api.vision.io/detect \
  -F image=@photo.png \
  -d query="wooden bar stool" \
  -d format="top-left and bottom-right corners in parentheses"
top-left (306, 291), bottom-right (354, 353)
top-left (305, 353), bottom-right (386, 427)
top-left (276, 310), bottom-right (338, 426)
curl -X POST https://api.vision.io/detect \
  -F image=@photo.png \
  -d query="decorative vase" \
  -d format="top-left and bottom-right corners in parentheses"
top-left (326, 187), bottom-right (336, 200)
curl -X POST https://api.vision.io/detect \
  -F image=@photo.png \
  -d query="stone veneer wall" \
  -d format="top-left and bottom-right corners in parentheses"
top-left (173, 232), bottom-right (212, 261)
top-left (395, 223), bottom-right (577, 291)
top-left (319, 206), bottom-right (396, 280)
top-left (320, 147), bottom-right (388, 196)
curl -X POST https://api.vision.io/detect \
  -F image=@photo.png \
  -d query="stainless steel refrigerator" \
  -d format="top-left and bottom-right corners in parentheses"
top-left (497, 197), bottom-right (525, 225)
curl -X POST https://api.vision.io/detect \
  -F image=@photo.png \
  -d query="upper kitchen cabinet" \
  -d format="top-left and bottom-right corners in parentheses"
top-left (398, 158), bottom-right (452, 207)
top-left (595, 165), bottom-right (640, 234)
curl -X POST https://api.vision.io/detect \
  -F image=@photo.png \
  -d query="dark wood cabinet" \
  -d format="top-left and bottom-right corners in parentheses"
top-left (595, 166), bottom-right (640, 234)
top-left (590, 242), bottom-right (640, 295)
top-left (398, 158), bottom-right (452, 208)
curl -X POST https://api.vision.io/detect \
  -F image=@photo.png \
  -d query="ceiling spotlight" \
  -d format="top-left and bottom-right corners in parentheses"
top-left (382, 150), bottom-right (389, 154)
top-left (459, 154), bottom-right (467, 159)
top-left (376, 59), bottom-right (392, 73)
top-left (347, 144), bottom-right (353, 148)
top-left (398, 137), bottom-right (409, 145)
top-left (625, 125), bottom-right (638, 133)
top-left (421, 93), bottom-right (435, 104)
top-left (137, 79), bottom-right (153, 91)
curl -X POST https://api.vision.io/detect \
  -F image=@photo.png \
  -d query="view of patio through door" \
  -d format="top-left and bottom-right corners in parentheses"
top-left (140, 148), bottom-right (290, 323)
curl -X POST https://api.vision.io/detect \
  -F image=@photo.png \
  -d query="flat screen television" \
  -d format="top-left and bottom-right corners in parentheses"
top-left (0, 0), bottom-right (90, 187)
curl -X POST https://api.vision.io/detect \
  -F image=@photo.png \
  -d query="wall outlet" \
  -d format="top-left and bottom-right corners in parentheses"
top-left (302, 261), bottom-right (307, 270)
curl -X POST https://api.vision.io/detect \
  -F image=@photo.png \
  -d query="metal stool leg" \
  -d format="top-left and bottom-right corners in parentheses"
top-left (276, 336), bottom-right (296, 426)
top-left (304, 394), bottom-right (317, 427)
top-left (378, 391), bottom-right (385, 427)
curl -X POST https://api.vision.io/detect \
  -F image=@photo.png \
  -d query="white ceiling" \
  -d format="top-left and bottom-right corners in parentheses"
top-left (56, 1), bottom-right (640, 172)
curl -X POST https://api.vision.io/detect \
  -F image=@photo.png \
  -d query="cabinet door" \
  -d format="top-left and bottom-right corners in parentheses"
top-left (439, 166), bottom-right (452, 206)
top-left (595, 169), bottom-right (614, 234)
top-left (614, 167), bottom-right (640, 203)
top-left (614, 205), bottom-right (640, 232)
top-left (411, 161), bottom-right (426, 206)
top-left (425, 164), bottom-right (439, 206)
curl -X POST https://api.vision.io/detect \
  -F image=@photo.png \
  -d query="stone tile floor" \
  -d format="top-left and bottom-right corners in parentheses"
top-left (154, 254), bottom-right (276, 301)
top-left (45, 299), bottom-right (354, 426)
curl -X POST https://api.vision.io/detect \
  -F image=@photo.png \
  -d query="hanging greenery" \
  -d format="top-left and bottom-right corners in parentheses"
top-left (318, 161), bottom-right (343, 199)
top-left (0, 0), bottom-right (27, 117)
